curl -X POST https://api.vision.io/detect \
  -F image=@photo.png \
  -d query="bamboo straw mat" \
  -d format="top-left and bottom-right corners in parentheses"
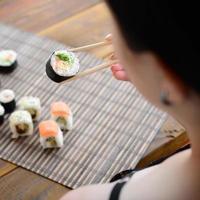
top-left (0, 23), bottom-right (167, 188)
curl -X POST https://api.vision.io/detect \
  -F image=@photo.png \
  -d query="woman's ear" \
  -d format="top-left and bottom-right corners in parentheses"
top-left (159, 59), bottom-right (189, 106)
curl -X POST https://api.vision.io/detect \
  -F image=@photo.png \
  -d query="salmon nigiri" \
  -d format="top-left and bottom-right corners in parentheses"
top-left (39, 120), bottom-right (63, 149)
top-left (51, 101), bottom-right (73, 131)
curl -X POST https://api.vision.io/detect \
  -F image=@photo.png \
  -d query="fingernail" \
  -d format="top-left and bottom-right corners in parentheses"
top-left (105, 34), bottom-right (112, 43)
top-left (111, 63), bottom-right (122, 69)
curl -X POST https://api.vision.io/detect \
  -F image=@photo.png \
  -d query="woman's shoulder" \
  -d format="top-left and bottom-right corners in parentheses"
top-left (122, 149), bottom-right (200, 200)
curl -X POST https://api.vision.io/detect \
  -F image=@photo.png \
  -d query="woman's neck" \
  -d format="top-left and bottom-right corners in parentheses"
top-left (170, 93), bottom-right (200, 158)
top-left (178, 113), bottom-right (200, 158)
top-left (185, 125), bottom-right (200, 158)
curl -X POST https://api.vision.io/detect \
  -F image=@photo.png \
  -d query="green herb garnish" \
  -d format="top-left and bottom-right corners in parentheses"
top-left (56, 53), bottom-right (70, 62)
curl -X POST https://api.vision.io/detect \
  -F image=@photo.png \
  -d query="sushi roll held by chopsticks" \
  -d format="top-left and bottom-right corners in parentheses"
top-left (0, 50), bottom-right (17, 73)
top-left (51, 101), bottom-right (73, 131)
top-left (39, 120), bottom-right (64, 149)
top-left (9, 110), bottom-right (33, 139)
top-left (0, 89), bottom-right (16, 113)
top-left (0, 104), bottom-right (5, 126)
top-left (18, 96), bottom-right (41, 121)
top-left (45, 40), bottom-right (118, 84)
top-left (46, 50), bottom-right (80, 83)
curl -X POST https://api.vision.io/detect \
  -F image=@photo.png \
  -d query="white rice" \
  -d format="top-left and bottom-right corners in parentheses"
top-left (18, 96), bottom-right (41, 121)
top-left (50, 50), bottom-right (79, 77)
top-left (0, 89), bottom-right (15, 103)
top-left (0, 50), bottom-right (17, 66)
top-left (9, 110), bottom-right (33, 138)
top-left (0, 104), bottom-right (5, 116)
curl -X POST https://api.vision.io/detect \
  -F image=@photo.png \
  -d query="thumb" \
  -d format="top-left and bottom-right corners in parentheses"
top-left (111, 64), bottom-right (129, 81)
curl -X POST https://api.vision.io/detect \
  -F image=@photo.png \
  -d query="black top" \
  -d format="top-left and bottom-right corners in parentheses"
top-left (109, 182), bottom-right (127, 200)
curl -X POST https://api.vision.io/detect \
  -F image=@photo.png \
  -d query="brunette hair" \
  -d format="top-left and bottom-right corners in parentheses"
top-left (107, 1), bottom-right (200, 93)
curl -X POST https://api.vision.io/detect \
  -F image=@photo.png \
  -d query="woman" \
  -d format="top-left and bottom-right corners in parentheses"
top-left (61, 1), bottom-right (200, 199)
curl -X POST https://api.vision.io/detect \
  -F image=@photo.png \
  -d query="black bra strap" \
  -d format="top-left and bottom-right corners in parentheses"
top-left (109, 182), bottom-right (126, 200)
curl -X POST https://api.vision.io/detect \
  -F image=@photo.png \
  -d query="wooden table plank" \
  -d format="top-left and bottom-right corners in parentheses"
top-left (0, 168), bottom-right (69, 200)
top-left (0, 0), bottom-right (100, 32)
top-left (39, 2), bottom-right (114, 58)
top-left (0, 160), bottom-right (17, 177)
top-left (136, 131), bottom-right (189, 169)
top-left (144, 117), bottom-right (185, 155)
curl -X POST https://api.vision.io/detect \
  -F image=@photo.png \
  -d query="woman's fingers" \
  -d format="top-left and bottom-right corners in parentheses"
top-left (112, 70), bottom-right (129, 81)
top-left (111, 64), bottom-right (129, 81)
top-left (104, 34), bottom-right (129, 82)
top-left (111, 63), bottom-right (124, 71)
top-left (105, 33), bottom-right (112, 43)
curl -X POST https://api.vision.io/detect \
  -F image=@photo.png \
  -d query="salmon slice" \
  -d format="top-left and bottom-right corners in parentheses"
top-left (51, 101), bottom-right (70, 117)
top-left (39, 120), bottom-right (58, 137)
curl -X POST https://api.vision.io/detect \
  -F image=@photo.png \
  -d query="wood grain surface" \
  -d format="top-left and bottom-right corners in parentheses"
top-left (0, 0), bottom-right (100, 32)
top-left (0, 168), bottom-right (69, 200)
top-left (0, 160), bottom-right (17, 177)
top-left (39, 3), bottom-right (114, 58)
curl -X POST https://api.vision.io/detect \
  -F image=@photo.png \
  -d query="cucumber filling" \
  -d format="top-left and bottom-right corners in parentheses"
top-left (46, 137), bottom-right (57, 146)
top-left (56, 117), bottom-right (67, 127)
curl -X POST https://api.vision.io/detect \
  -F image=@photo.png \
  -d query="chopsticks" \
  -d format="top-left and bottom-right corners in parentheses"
top-left (69, 34), bottom-right (112, 52)
top-left (69, 41), bottom-right (109, 52)
top-left (60, 59), bottom-right (118, 84)
top-left (59, 34), bottom-right (116, 84)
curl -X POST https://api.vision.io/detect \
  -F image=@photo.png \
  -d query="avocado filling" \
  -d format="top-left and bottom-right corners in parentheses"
top-left (15, 123), bottom-right (29, 134)
top-left (56, 117), bottom-right (67, 127)
top-left (27, 108), bottom-right (37, 120)
top-left (56, 52), bottom-right (74, 64)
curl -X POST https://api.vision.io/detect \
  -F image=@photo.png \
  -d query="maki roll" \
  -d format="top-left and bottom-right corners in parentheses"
top-left (51, 101), bottom-right (73, 131)
top-left (0, 104), bottom-right (5, 126)
top-left (18, 96), bottom-right (41, 121)
top-left (46, 50), bottom-right (80, 83)
top-left (9, 110), bottom-right (33, 139)
top-left (39, 120), bottom-right (63, 149)
top-left (0, 50), bottom-right (17, 73)
top-left (0, 89), bottom-right (16, 113)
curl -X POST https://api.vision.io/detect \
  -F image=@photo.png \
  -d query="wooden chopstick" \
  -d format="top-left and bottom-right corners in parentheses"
top-left (69, 34), bottom-right (112, 52)
top-left (60, 60), bottom-right (118, 84)
top-left (69, 41), bottom-right (110, 52)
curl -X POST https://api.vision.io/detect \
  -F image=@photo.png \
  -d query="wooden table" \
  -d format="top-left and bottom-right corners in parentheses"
top-left (0, 1), bottom-right (189, 199)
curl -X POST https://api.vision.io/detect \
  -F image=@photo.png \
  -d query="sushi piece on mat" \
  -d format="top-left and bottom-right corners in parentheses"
top-left (0, 104), bottom-right (5, 126)
top-left (0, 89), bottom-right (16, 113)
top-left (46, 50), bottom-right (80, 83)
top-left (39, 120), bottom-right (63, 149)
top-left (9, 110), bottom-right (33, 139)
top-left (51, 101), bottom-right (73, 131)
top-left (18, 96), bottom-right (41, 121)
top-left (0, 50), bottom-right (17, 73)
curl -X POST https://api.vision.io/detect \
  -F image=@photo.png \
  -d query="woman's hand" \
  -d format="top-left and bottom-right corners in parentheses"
top-left (60, 183), bottom-right (115, 200)
top-left (111, 63), bottom-right (129, 81)
top-left (105, 34), bottom-right (129, 82)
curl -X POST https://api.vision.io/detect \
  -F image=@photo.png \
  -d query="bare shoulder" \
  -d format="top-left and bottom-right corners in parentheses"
top-left (60, 150), bottom-right (200, 200)
top-left (121, 149), bottom-right (200, 200)
top-left (60, 183), bottom-right (115, 200)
